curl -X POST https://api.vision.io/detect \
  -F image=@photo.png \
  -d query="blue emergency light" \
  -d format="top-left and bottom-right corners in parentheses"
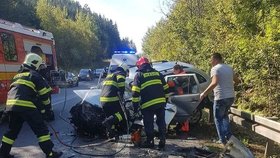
top-left (114, 50), bottom-right (136, 54)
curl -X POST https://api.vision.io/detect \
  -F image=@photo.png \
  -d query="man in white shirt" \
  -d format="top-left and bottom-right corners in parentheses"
top-left (200, 53), bottom-right (239, 145)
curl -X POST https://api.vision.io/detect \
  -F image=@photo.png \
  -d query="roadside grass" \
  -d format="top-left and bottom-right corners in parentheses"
top-left (189, 109), bottom-right (280, 158)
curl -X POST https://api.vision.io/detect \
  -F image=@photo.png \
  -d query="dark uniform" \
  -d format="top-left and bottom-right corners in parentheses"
top-left (100, 68), bottom-right (127, 136)
top-left (0, 67), bottom-right (55, 157)
top-left (39, 65), bottom-right (55, 121)
top-left (132, 63), bottom-right (169, 148)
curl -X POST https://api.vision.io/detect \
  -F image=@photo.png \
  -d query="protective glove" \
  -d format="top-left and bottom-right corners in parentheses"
top-left (0, 111), bottom-right (9, 124)
top-left (43, 110), bottom-right (55, 122)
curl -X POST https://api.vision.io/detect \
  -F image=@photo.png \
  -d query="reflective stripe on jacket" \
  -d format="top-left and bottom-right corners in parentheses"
top-left (100, 71), bottom-right (126, 103)
top-left (132, 64), bottom-right (169, 109)
top-left (5, 68), bottom-right (52, 112)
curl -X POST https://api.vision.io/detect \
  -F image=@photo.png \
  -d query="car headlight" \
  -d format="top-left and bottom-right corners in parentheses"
top-left (87, 74), bottom-right (90, 77)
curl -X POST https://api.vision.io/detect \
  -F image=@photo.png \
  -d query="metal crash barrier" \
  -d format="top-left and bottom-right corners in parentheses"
top-left (229, 108), bottom-right (280, 157)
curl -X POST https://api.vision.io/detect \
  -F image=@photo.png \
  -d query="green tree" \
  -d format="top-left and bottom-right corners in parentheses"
top-left (142, 0), bottom-right (280, 116)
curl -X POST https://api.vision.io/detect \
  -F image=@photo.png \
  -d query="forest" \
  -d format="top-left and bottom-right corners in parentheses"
top-left (142, 0), bottom-right (280, 116)
top-left (0, 0), bottom-right (136, 69)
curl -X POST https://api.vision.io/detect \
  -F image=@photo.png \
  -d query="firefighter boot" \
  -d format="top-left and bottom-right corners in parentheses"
top-left (46, 150), bottom-right (63, 158)
top-left (102, 115), bottom-right (118, 138)
top-left (158, 139), bottom-right (166, 150)
top-left (140, 136), bottom-right (154, 148)
top-left (158, 133), bottom-right (166, 150)
top-left (0, 143), bottom-right (14, 158)
top-left (0, 153), bottom-right (14, 158)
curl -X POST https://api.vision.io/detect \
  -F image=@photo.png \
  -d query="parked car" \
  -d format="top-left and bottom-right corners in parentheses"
top-left (78, 69), bottom-right (93, 81)
top-left (125, 61), bottom-right (213, 125)
top-left (93, 68), bottom-right (105, 78)
top-left (66, 72), bottom-right (79, 87)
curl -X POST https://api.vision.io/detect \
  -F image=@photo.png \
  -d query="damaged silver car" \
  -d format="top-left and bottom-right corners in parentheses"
top-left (125, 61), bottom-right (214, 125)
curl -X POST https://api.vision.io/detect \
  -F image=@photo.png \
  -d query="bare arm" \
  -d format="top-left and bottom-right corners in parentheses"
top-left (200, 75), bottom-right (218, 100)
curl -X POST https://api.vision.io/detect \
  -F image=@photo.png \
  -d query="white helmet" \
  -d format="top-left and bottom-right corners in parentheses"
top-left (23, 53), bottom-right (43, 70)
top-left (118, 63), bottom-right (129, 72)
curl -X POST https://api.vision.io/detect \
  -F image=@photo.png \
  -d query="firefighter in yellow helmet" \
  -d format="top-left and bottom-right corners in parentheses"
top-left (0, 53), bottom-right (62, 158)
top-left (100, 63), bottom-right (129, 139)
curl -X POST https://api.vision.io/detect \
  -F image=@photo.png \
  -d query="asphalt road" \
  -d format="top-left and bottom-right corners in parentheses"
top-left (0, 80), bottom-right (101, 158)
top-left (0, 80), bottom-right (220, 158)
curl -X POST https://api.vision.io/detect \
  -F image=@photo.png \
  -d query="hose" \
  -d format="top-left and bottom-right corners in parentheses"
top-left (48, 76), bottom-right (130, 157)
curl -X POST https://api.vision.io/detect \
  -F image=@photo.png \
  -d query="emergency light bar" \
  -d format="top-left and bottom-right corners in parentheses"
top-left (114, 50), bottom-right (136, 54)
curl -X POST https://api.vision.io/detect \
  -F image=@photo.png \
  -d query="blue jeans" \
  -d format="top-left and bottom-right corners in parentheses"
top-left (213, 98), bottom-right (234, 144)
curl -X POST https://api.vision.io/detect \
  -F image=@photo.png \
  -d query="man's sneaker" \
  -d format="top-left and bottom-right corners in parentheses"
top-left (213, 139), bottom-right (226, 146)
top-left (0, 153), bottom-right (14, 158)
top-left (46, 151), bottom-right (63, 158)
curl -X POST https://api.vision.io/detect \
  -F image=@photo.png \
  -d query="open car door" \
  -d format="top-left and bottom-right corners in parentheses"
top-left (165, 74), bottom-right (201, 123)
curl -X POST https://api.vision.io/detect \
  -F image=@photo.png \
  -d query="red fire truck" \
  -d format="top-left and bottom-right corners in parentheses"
top-left (0, 19), bottom-right (60, 113)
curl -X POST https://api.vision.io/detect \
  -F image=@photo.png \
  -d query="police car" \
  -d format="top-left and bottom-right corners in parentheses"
top-left (125, 61), bottom-right (214, 125)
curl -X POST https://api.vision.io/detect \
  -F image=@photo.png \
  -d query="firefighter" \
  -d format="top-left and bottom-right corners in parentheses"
top-left (132, 57), bottom-right (169, 149)
top-left (38, 63), bottom-right (54, 121)
top-left (0, 53), bottom-right (62, 158)
top-left (101, 63), bottom-right (129, 139)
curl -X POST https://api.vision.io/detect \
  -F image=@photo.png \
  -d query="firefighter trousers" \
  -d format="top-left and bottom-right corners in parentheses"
top-left (141, 104), bottom-right (166, 143)
top-left (0, 110), bottom-right (54, 156)
top-left (102, 101), bottom-right (126, 134)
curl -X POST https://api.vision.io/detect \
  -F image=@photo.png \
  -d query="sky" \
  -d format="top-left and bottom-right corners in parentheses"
top-left (76, 0), bottom-right (166, 53)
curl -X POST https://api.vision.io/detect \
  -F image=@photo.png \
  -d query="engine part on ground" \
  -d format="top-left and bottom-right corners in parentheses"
top-left (226, 135), bottom-right (255, 158)
top-left (172, 147), bottom-right (218, 158)
top-left (74, 89), bottom-right (177, 131)
top-left (70, 101), bottom-right (106, 137)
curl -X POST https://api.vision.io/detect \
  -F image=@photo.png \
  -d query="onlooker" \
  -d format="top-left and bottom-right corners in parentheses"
top-left (200, 53), bottom-right (239, 145)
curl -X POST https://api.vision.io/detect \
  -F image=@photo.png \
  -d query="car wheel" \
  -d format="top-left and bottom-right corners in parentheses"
top-left (189, 109), bottom-right (202, 125)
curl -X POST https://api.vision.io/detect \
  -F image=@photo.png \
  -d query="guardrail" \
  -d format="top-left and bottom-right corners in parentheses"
top-left (228, 108), bottom-right (280, 157)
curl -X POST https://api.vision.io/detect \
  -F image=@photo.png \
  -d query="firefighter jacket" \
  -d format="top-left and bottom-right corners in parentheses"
top-left (100, 70), bottom-right (126, 103)
top-left (5, 67), bottom-right (52, 113)
top-left (132, 64), bottom-right (169, 110)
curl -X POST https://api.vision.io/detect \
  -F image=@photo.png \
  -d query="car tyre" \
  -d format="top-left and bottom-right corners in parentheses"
top-left (189, 109), bottom-right (202, 125)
